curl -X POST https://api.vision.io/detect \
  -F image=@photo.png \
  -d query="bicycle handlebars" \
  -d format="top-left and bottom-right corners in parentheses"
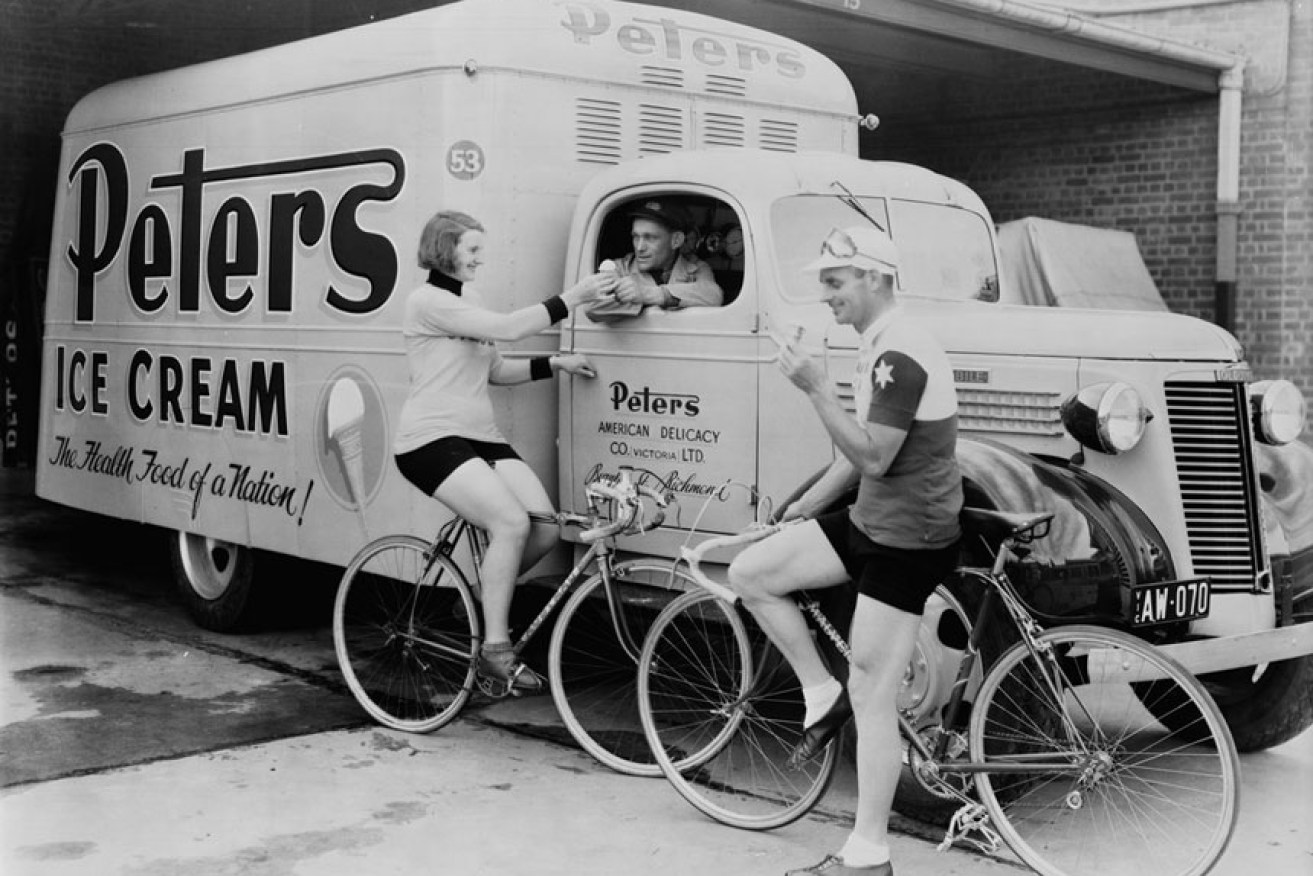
top-left (569, 469), bottom-right (672, 544)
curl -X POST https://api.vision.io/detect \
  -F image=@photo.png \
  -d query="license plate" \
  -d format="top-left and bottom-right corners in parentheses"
top-left (1132, 578), bottom-right (1211, 627)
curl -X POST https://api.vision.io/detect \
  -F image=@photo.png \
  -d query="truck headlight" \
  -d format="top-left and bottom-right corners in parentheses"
top-left (1061, 382), bottom-right (1153, 454)
top-left (1249, 379), bottom-right (1305, 445)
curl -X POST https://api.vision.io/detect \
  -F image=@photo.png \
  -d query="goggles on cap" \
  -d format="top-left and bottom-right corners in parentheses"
top-left (818, 226), bottom-right (898, 274)
top-left (820, 227), bottom-right (858, 260)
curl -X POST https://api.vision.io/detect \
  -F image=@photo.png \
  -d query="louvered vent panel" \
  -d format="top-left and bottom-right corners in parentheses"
top-left (575, 98), bottom-right (622, 165)
top-left (957, 389), bottom-right (1064, 436)
top-left (759, 119), bottom-right (799, 152)
top-left (706, 74), bottom-right (747, 97)
top-left (701, 112), bottom-right (745, 148)
top-left (638, 104), bottom-right (684, 155)
top-left (640, 66), bottom-right (684, 89)
top-left (1164, 382), bottom-right (1263, 592)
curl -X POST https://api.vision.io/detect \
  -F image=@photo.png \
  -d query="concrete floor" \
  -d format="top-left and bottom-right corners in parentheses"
top-left (1, 468), bottom-right (1310, 875)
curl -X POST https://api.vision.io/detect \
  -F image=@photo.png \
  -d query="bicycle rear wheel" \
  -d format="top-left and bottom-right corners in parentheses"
top-left (333, 535), bottom-right (479, 733)
top-left (549, 561), bottom-right (692, 776)
top-left (638, 590), bottom-right (839, 830)
top-left (970, 625), bottom-right (1239, 876)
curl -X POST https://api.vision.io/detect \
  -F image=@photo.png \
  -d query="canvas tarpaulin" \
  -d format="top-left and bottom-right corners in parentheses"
top-left (998, 217), bottom-right (1168, 311)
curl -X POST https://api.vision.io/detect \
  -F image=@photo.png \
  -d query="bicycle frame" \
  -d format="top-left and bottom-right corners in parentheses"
top-left (904, 542), bottom-right (1092, 780)
top-left (429, 513), bottom-right (667, 668)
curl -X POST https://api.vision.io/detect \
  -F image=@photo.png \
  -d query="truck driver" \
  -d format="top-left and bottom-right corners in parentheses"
top-left (594, 198), bottom-right (723, 314)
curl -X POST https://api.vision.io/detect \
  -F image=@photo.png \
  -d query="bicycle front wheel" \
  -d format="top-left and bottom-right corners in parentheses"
top-left (970, 625), bottom-right (1239, 876)
top-left (333, 535), bottom-right (479, 733)
top-left (548, 561), bottom-right (692, 777)
top-left (638, 590), bottom-right (839, 830)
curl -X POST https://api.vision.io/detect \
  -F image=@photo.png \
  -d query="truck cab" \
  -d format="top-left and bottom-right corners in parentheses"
top-left (559, 148), bottom-right (1313, 752)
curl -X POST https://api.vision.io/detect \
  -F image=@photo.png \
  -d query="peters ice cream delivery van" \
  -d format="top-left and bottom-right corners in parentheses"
top-left (39, 0), bottom-right (1313, 757)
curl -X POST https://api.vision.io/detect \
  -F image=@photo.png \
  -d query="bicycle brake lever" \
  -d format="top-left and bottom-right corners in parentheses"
top-left (636, 484), bottom-right (671, 507)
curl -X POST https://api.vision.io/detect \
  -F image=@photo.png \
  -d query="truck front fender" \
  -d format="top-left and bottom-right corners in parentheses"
top-left (958, 437), bottom-right (1175, 628)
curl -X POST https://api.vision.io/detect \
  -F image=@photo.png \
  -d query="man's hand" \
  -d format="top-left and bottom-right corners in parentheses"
top-left (614, 274), bottom-right (668, 307)
top-left (779, 500), bottom-right (809, 522)
top-left (777, 342), bottom-right (830, 396)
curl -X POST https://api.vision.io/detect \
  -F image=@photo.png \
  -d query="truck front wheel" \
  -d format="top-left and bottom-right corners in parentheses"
top-left (1206, 656), bottom-right (1313, 751)
top-left (169, 531), bottom-right (257, 632)
top-left (1137, 654), bottom-right (1313, 751)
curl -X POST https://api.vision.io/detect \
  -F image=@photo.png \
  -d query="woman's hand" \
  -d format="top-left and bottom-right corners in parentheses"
top-left (553, 353), bottom-right (596, 379)
top-left (564, 272), bottom-right (619, 308)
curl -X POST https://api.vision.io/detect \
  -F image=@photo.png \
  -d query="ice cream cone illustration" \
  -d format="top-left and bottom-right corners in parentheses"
top-left (327, 377), bottom-right (370, 539)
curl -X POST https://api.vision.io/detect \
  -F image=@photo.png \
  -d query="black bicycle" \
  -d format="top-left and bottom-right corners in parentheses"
top-left (637, 507), bottom-right (1240, 876)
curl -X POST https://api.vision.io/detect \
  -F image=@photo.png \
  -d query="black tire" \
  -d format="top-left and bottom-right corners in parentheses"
top-left (1137, 653), bottom-right (1313, 752)
top-left (333, 535), bottom-right (479, 733)
top-left (548, 561), bottom-right (692, 777)
top-left (638, 590), bottom-right (840, 831)
top-left (169, 530), bottom-right (257, 632)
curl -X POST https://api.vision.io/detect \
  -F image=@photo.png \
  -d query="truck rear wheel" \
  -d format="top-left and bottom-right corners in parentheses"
top-left (169, 531), bottom-right (257, 632)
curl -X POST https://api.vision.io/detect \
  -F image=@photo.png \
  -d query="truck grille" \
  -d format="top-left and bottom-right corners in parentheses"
top-left (1164, 382), bottom-right (1264, 592)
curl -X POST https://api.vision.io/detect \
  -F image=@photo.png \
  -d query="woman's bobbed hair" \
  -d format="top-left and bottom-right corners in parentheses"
top-left (418, 210), bottom-right (485, 273)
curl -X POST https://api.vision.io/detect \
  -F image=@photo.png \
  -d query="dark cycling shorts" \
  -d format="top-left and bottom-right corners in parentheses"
top-left (394, 436), bottom-right (521, 496)
top-left (816, 509), bottom-right (960, 615)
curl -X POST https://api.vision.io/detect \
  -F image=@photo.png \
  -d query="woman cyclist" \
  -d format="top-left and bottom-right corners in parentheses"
top-left (393, 210), bottom-right (616, 694)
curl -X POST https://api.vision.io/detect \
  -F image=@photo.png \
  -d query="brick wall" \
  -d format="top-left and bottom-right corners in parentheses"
top-left (873, 60), bottom-right (1222, 320)
top-left (868, 3), bottom-right (1312, 436)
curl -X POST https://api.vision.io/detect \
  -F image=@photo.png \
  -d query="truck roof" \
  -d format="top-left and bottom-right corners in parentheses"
top-left (63, 0), bottom-right (857, 135)
top-left (572, 149), bottom-right (992, 219)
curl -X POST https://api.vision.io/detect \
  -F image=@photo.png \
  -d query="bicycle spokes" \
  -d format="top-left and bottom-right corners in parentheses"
top-left (970, 627), bottom-right (1239, 876)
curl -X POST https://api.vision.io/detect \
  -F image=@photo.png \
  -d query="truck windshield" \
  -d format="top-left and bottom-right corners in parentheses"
top-left (771, 195), bottom-right (998, 303)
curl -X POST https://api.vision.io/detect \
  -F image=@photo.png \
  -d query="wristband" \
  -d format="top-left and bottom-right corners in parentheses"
top-left (543, 295), bottom-right (569, 324)
top-left (530, 356), bottom-right (554, 381)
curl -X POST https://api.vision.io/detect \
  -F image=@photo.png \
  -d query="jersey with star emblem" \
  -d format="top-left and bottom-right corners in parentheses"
top-left (851, 314), bottom-right (963, 550)
top-left (866, 351), bottom-right (927, 431)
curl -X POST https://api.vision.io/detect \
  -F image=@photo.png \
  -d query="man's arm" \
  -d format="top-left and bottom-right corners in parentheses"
top-left (807, 390), bottom-right (906, 478)
top-left (777, 344), bottom-right (908, 477)
top-left (664, 257), bottom-right (724, 307)
top-left (782, 456), bottom-right (859, 520)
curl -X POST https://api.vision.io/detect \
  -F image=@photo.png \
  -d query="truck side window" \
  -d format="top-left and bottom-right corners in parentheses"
top-left (595, 196), bottom-right (743, 306)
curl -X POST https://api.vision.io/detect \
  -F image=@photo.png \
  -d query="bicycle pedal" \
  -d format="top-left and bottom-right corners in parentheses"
top-left (476, 675), bottom-right (513, 699)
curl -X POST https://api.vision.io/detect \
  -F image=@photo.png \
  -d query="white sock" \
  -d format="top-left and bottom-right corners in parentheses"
top-left (802, 677), bottom-right (843, 728)
top-left (838, 834), bottom-right (890, 868)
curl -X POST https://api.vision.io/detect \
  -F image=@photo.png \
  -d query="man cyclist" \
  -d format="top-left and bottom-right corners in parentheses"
top-left (728, 226), bottom-right (963, 876)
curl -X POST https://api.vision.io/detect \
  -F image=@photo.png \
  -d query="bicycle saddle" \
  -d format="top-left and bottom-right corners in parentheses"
top-left (960, 507), bottom-right (1054, 552)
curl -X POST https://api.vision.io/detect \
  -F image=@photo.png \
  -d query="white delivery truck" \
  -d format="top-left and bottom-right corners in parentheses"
top-left (39, 0), bottom-right (1313, 773)
top-left (39, 0), bottom-right (854, 623)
